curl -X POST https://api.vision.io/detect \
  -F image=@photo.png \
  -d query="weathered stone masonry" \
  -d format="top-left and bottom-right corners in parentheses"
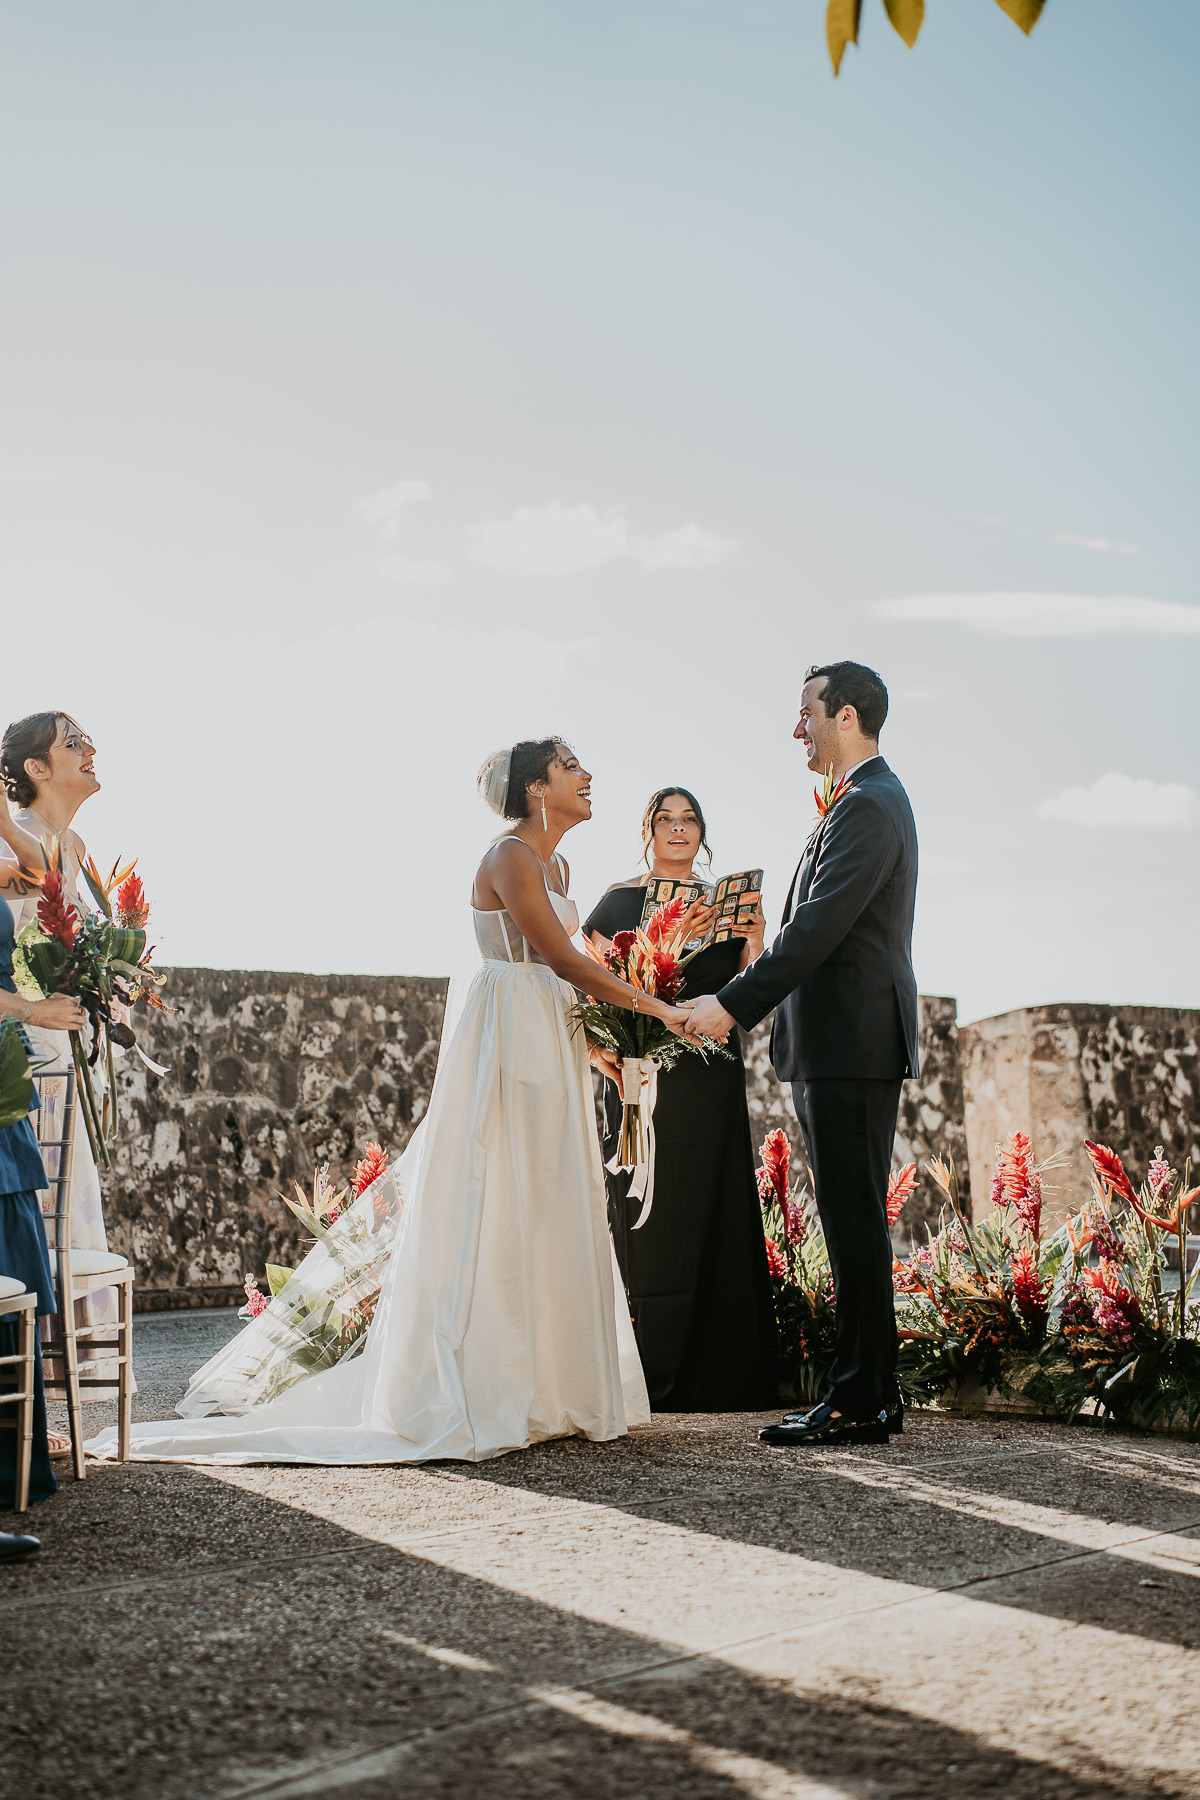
top-left (110, 970), bottom-right (1196, 1307)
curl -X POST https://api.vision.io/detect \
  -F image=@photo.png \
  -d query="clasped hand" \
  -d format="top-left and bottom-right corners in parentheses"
top-left (677, 994), bottom-right (735, 1045)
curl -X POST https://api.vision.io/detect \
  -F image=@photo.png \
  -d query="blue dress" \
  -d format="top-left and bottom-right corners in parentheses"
top-left (0, 893), bottom-right (56, 1507)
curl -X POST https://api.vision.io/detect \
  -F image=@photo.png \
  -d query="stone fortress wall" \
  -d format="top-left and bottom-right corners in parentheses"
top-left (109, 968), bottom-right (1199, 1308)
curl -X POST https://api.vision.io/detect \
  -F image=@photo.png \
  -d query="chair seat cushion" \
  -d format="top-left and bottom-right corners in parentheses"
top-left (69, 1250), bottom-right (132, 1279)
top-left (0, 1273), bottom-right (30, 1300)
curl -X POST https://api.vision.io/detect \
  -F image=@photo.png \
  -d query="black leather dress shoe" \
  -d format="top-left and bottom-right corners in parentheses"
top-left (759, 1401), bottom-right (890, 1447)
top-left (0, 1529), bottom-right (41, 1561)
top-left (783, 1401), bottom-right (904, 1434)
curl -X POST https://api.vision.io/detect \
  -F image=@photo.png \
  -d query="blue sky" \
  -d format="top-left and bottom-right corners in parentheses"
top-left (1, 1), bottom-right (1196, 1019)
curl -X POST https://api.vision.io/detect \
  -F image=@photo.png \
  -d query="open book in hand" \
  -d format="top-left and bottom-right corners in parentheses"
top-left (640, 869), bottom-right (763, 950)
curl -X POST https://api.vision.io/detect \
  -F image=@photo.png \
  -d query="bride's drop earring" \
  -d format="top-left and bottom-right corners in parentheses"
top-left (541, 795), bottom-right (548, 833)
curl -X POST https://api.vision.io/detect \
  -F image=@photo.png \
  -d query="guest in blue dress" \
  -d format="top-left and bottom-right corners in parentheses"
top-left (0, 888), bottom-right (87, 1511)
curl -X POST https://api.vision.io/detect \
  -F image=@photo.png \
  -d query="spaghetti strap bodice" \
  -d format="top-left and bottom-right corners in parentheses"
top-left (472, 887), bottom-right (579, 965)
top-left (472, 853), bottom-right (579, 964)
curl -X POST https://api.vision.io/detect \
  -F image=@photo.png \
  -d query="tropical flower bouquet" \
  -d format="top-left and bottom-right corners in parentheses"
top-left (759, 1121), bottom-right (1200, 1435)
top-left (14, 853), bottom-right (169, 1166)
top-left (576, 896), bottom-right (727, 1225)
top-left (180, 1142), bottom-right (403, 1418)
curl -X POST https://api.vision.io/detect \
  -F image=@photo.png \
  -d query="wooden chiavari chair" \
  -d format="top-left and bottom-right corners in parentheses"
top-left (0, 1277), bottom-right (37, 1512)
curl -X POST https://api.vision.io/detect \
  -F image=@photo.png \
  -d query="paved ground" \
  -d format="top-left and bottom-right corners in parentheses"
top-left (4, 1312), bottom-right (1199, 1800)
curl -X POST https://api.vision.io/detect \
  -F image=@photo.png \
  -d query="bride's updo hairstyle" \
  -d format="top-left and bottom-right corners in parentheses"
top-left (1, 711), bottom-right (73, 807)
top-left (478, 738), bottom-right (568, 821)
top-left (641, 786), bottom-right (712, 868)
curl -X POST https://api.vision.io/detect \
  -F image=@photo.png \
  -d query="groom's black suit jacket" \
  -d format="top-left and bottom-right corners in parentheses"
top-left (717, 756), bottom-right (919, 1082)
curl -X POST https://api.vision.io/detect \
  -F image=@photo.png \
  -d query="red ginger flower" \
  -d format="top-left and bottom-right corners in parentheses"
top-left (1010, 1246), bottom-right (1048, 1335)
top-left (764, 1235), bottom-right (786, 1279)
top-left (1085, 1141), bottom-right (1137, 1206)
top-left (352, 1142), bottom-right (389, 1198)
top-left (37, 867), bottom-right (77, 947)
top-left (759, 1129), bottom-right (791, 1208)
top-left (997, 1132), bottom-right (1043, 1237)
top-left (885, 1163), bottom-right (917, 1225)
top-left (645, 896), bottom-right (687, 945)
top-left (651, 948), bottom-right (682, 1003)
top-left (115, 871), bottom-right (149, 929)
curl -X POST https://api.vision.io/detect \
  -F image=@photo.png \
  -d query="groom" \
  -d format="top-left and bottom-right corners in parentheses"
top-left (684, 661), bottom-right (918, 1447)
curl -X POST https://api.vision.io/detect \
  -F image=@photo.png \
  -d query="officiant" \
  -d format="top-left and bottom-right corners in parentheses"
top-left (585, 787), bottom-right (778, 1412)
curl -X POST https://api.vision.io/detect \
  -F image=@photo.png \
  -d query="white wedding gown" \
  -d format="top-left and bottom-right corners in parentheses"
top-left (87, 885), bottom-right (650, 1464)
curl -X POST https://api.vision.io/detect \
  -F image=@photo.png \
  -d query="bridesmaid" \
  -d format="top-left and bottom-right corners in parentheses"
top-left (0, 712), bottom-right (126, 1406)
top-left (585, 787), bottom-right (778, 1411)
top-left (0, 801), bottom-right (88, 1510)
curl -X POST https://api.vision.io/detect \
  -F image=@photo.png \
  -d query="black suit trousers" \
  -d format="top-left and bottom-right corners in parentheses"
top-left (790, 1077), bottom-right (904, 1416)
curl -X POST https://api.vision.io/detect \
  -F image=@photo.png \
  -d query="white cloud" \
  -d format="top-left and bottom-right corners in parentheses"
top-left (469, 501), bottom-right (736, 577)
top-left (1053, 532), bottom-right (1139, 555)
top-left (870, 592), bottom-right (1200, 637)
top-left (638, 523), bottom-right (738, 569)
top-left (356, 479), bottom-right (433, 539)
top-left (1036, 773), bottom-right (1200, 830)
top-left (375, 552), bottom-right (451, 587)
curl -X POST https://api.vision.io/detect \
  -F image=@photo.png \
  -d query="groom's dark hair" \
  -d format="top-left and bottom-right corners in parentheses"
top-left (805, 662), bottom-right (888, 740)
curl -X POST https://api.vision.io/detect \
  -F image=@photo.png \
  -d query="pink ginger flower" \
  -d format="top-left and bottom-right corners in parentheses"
top-left (1148, 1148), bottom-right (1173, 1197)
top-left (240, 1276), bottom-right (269, 1319)
top-left (783, 1197), bottom-right (807, 1247)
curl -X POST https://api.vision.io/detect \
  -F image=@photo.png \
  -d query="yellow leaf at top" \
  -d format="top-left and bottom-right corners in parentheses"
top-left (882, 0), bottom-right (925, 50)
top-left (993, 0), bottom-right (1046, 32)
top-left (826, 0), bottom-right (863, 76)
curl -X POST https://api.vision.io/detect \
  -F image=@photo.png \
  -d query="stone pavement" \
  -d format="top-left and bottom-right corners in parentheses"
top-left (4, 1312), bottom-right (1199, 1800)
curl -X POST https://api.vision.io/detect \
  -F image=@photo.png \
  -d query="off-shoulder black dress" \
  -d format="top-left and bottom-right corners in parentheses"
top-left (584, 885), bottom-right (778, 1411)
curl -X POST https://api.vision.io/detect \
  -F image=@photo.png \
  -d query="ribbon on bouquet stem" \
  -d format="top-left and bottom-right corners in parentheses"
top-left (605, 1055), bottom-right (661, 1230)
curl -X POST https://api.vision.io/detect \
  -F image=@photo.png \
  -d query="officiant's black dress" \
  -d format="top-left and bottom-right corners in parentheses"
top-left (584, 886), bottom-right (777, 1411)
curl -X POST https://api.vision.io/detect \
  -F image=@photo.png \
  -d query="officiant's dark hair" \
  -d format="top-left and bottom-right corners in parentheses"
top-left (1, 711), bottom-right (77, 807)
top-left (805, 662), bottom-right (888, 739)
top-left (505, 737), bottom-right (571, 820)
top-left (641, 788), bottom-right (712, 868)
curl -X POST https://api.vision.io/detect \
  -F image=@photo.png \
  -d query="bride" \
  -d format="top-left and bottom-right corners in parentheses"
top-left (89, 738), bottom-right (693, 1465)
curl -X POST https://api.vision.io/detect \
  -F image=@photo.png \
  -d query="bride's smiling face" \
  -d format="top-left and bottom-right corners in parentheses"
top-left (539, 746), bottom-right (592, 827)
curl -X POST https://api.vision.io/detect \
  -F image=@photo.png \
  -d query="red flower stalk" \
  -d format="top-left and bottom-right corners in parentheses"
top-left (115, 872), bottom-right (150, 929)
top-left (885, 1162), bottom-right (917, 1226)
top-left (37, 867), bottom-right (77, 948)
top-left (759, 1129), bottom-right (791, 1209)
top-left (1085, 1141), bottom-right (1137, 1206)
top-left (352, 1142), bottom-right (389, 1198)
top-left (764, 1235), bottom-right (786, 1279)
top-left (651, 948), bottom-right (682, 1004)
top-left (1010, 1246), bottom-right (1048, 1335)
top-left (645, 896), bottom-right (687, 945)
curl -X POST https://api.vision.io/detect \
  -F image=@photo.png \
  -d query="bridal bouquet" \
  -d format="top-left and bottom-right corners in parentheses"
top-left (576, 895), bottom-right (726, 1226)
top-left (14, 850), bottom-right (169, 1166)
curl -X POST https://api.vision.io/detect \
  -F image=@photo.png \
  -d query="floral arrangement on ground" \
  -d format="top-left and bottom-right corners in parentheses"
top-left (756, 1127), bottom-right (1200, 1436)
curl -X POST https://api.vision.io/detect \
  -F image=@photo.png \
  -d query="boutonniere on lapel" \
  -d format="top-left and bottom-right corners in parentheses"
top-left (814, 766), bottom-right (853, 819)
top-left (805, 768), bottom-right (852, 850)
